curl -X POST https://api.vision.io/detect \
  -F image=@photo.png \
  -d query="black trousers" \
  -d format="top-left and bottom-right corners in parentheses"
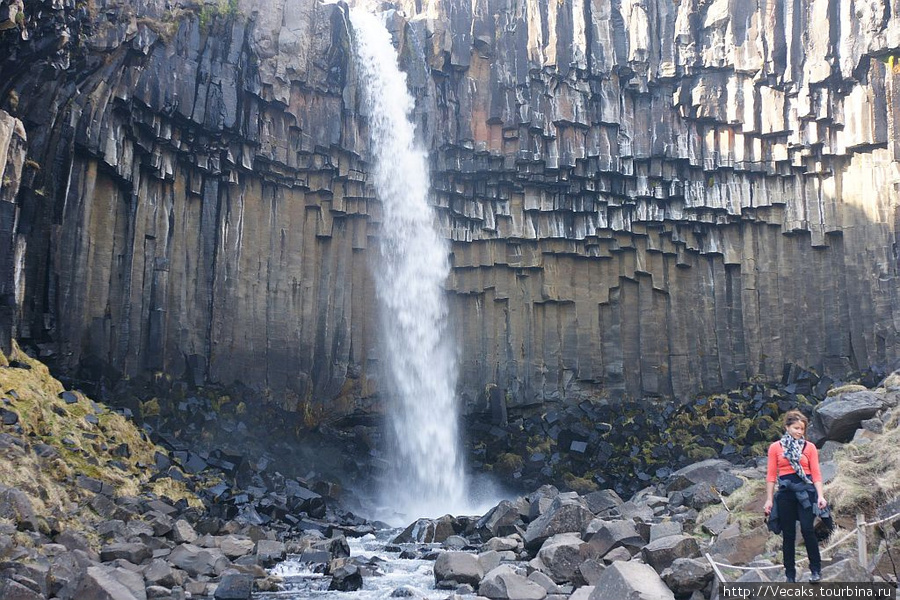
top-left (776, 474), bottom-right (821, 578)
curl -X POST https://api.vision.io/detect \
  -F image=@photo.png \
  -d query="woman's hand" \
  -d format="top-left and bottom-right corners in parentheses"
top-left (764, 498), bottom-right (773, 515)
top-left (818, 496), bottom-right (827, 510)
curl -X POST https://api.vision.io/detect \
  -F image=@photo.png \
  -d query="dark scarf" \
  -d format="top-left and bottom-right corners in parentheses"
top-left (780, 433), bottom-right (811, 483)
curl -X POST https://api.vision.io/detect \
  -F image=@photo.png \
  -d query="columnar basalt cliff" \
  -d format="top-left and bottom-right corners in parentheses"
top-left (1, 0), bottom-right (899, 414)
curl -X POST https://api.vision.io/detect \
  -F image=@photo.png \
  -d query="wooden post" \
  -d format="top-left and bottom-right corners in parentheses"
top-left (856, 513), bottom-right (867, 568)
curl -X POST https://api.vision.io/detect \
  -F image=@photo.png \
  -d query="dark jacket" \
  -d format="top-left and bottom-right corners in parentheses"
top-left (767, 478), bottom-right (822, 535)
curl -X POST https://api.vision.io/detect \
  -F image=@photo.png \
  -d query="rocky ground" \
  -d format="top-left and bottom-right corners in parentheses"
top-left (1, 341), bottom-right (899, 599)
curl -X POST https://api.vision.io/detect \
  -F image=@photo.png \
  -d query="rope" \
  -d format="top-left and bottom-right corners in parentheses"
top-left (706, 509), bottom-right (900, 579)
top-left (862, 510), bottom-right (900, 528)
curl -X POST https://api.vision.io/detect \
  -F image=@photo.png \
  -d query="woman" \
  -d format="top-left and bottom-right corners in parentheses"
top-left (763, 410), bottom-right (827, 583)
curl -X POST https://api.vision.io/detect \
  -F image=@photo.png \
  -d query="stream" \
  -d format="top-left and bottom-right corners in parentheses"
top-left (256, 530), bottom-right (477, 600)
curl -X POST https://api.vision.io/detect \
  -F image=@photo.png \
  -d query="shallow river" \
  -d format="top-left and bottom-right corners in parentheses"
top-left (255, 530), bottom-right (475, 600)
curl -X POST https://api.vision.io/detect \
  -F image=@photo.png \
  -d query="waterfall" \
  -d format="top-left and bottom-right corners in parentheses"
top-left (350, 9), bottom-right (467, 521)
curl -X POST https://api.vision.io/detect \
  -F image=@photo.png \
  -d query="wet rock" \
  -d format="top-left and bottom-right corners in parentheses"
top-left (395, 515), bottom-right (459, 543)
top-left (255, 539), bottom-right (285, 567)
top-left (213, 572), bottom-right (253, 599)
top-left (434, 551), bottom-right (484, 588)
top-left (328, 560), bottom-right (362, 592)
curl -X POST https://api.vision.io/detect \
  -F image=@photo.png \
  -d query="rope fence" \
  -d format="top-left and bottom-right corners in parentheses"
top-left (706, 510), bottom-right (900, 583)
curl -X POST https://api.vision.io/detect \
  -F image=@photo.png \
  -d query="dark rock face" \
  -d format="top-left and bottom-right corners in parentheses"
top-left (1, 0), bottom-right (899, 413)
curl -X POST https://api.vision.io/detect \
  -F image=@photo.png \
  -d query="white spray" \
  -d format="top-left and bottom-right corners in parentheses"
top-left (350, 9), bottom-right (467, 521)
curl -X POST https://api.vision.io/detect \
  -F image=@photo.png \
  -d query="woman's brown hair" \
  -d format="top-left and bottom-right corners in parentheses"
top-left (783, 409), bottom-right (809, 429)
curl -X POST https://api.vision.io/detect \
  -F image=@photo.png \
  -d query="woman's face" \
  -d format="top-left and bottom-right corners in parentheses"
top-left (786, 421), bottom-right (806, 439)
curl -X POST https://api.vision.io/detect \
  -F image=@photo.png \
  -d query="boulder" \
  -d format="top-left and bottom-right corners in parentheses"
top-left (100, 542), bottom-right (153, 565)
top-left (477, 500), bottom-right (524, 539)
top-left (698, 509), bottom-right (730, 536)
top-left (570, 586), bottom-right (595, 600)
top-left (666, 460), bottom-right (733, 492)
top-left (526, 570), bottom-right (559, 594)
top-left (478, 565), bottom-right (547, 600)
top-left (681, 482), bottom-right (722, 510)
top-left (483, 536), bottom-right (520, 553)
top-left (526, 486), bottom-right (561, 520)
top-left (394, 515), bottom-right (459, 543)
top-left (142, 558), bottom-right (182, 588)
top-left (523, 495), bottom-right (593, 550)
top-left (649, 521), bottom-right (683, 542)
top-left (660, 557), bottom-right (714, 595)
top-left (820, 558), bottom-right (872, 582)
top-left (168, 543), bottom-right (229, 576)
top-left (0, 578), bottom-right (44, 600)
top-left (708, 525), bottom-right (769, 566)
top-left (536, 532), bottom-right (592, 583)
top-left (74, 565), bottom-right (147, 600)
top-left (583, 518), bottom-right (644, 557)
top-left (478, 549), bottom-right (502, 574)
top-left (641, 534), bottom-right (701, 573)
top-left (433, 551), bottom-right (484, 588)
top-left (328, 561), bottom-right (363, 592)
top-left (601, 546), bottom-right (632, 563)
top-left (219, 535), bottom-right (255, 558)
top-left (814, 391), bottom-right (885, 442)
top-left (170, 520), bottom-right (198, 544)
top-left (576, 558), bottom-right (605, 585)
top-left (0, 485), bottom-right (39, 531)
top-left (587, 561), bottom-right (675, 600)
top-left (255, 540), bottom-right (286, 567)
top-left (616, 501), bottom-right (654, 521)
top-left (214, 572), bottom-right (253, 599)
top-left (442, 535), bottom-right (468, 549)
top-left (582, 489), bottom-right (624, 514)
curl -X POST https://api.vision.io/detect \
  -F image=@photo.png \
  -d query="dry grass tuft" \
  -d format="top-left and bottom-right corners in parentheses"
top-left (0, 342), bottom-right (202, 527)
top-left (825, 411), bottom-right (900, 518)
top-left (826, 384), bottom-right (868, 397)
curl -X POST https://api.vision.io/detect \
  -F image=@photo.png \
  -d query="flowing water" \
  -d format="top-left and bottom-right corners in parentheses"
top-left (257, 532), bottom-right (473, 600)
top-left (349, 9), bottom-right (467, 522)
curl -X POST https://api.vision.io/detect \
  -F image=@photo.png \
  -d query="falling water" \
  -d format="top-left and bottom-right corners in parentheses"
top-left (350, 10), bottom-right (466, 520)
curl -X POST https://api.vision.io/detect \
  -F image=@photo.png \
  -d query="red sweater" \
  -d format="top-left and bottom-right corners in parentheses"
top-left (766, 440), bottom-right (822, 483)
